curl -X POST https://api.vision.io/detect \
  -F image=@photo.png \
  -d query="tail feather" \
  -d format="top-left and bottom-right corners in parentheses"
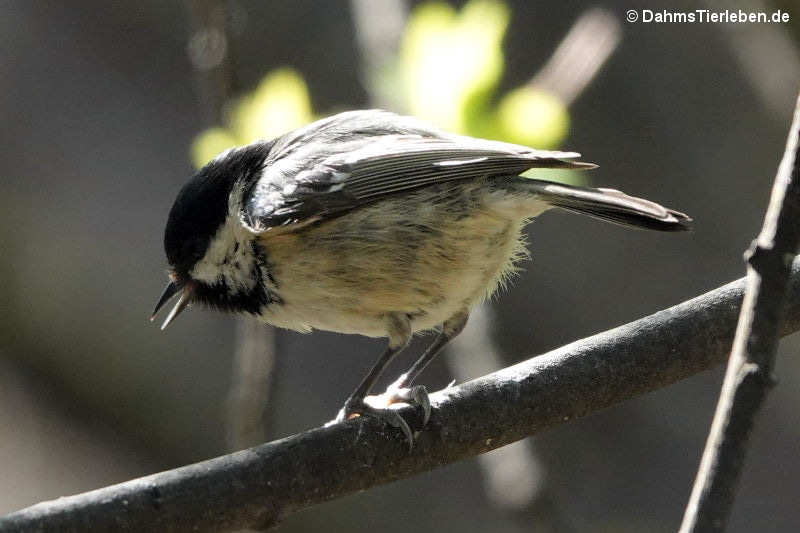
top-left (525, 179), bottom-right (691, 232)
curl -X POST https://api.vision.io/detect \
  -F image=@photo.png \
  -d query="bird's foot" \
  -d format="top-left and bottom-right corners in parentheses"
top-left (335, 376), bottom-right (431, 450)
top-left (369, 375), bottom-right (431, 425)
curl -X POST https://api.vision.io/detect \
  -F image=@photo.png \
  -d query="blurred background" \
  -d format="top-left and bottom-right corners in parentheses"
top-left (2, 1), bottom-right (800, 531)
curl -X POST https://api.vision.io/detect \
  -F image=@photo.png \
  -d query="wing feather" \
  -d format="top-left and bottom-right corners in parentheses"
top-left (243, 110), bottom-right (594, 231)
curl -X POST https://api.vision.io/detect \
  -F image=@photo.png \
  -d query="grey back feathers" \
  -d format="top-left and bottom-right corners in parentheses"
top-left (236, 109), bottom-right (689, 233)
top-left (158, 109), bottom-right (690, 327)
top-left (242, 110), bottom-right (595, 230)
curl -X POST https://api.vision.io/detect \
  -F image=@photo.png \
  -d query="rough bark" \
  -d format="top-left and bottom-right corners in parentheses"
top-left (4, 259), bottom-right (800, 532)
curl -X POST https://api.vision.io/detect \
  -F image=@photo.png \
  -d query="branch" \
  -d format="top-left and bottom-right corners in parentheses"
top-left (529, 7), bottom-right (621, 106)
top-left (226, 317), bottom-right (277, 449)
top-left (679, 94), bottom-right (800, 532)
top-left (184, 0), bottom-right (236, 125)
top-left (5, 261), bottom-right (800, 533)
top-left (185, 0), bottom-right (279, 450)
top-left (454, 8), bottom-right (622, 515)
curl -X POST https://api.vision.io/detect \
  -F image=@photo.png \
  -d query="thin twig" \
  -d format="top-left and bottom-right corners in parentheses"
top-left (529, 8), bottom-right (621, 106)
top-left (450, 8), bottom-right (623, 515)
top-left (679, 93), bottom-right (800, 532)
top-left (185, 0), bottom-right (278, 450)
top-left (349, 0), bottom-right (409, 110)
top-left (5, 259), bottom-right (800, 532)
top-left (226, 318), bottom-right (277, 449)
top-left (184, 0), bottom-right (235, 126)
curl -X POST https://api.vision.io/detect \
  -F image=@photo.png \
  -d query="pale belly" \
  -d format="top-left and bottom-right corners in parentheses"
top-left (256, 183), bottom-right (546, 337)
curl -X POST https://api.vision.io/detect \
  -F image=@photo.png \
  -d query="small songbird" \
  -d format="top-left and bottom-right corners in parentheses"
top-left (152, 110), bottom-right (690, 446)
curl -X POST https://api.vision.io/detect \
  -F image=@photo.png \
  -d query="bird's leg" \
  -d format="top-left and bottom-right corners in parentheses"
top-left (335, 314), bottom-right (416, 444)
top-left (399, 312), bottom-right (469, 388)
top-left (366, 311), bottom-right (469, 431)
top-left (339, 342), bottom-right (409, 417)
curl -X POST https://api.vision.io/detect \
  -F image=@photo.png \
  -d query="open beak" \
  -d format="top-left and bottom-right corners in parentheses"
top-left (150, 280), bottom-right (195, 330)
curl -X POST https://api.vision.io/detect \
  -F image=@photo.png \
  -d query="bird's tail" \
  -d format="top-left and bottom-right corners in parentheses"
top-left (519, 178), bottom-right (691, 232)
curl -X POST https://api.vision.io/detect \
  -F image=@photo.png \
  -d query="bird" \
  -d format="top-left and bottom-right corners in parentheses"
top-left (151, 109), bottom-right (690, 447)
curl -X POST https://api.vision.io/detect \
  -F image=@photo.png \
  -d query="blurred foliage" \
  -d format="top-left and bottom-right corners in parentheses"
top-left (191, 68), bottom-right (314, 167)
top-left (397, 0), bottom-right (568, 148)
top-left (398, 0), bottom-right (508, 133)
top-left (191, 0), bottom-right (570, 169)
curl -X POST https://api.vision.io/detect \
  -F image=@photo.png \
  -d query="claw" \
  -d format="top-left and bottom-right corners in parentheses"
top-left (380, 374), bottom-right (432, 424)
top-left (335, 399), bottom-right (415, 451)
top-left (364, 404), bottom-right (414, 451)
top-left (389, 385), bottom-right (431, 425)
top-left (334, 379), bottom-right (433, 451)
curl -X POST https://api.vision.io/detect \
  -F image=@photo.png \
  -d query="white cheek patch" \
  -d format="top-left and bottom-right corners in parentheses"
top-left (190, 216), bottom-right (257, 294)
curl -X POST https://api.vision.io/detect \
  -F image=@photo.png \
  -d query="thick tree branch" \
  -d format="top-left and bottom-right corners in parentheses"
top-left (4, 260), bottom-right (800, 533)
top-left (679, 94), bottom-right (800, 532)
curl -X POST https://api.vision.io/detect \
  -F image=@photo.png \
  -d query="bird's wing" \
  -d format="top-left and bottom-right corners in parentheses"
top-left (242, 110), bottom-right (594, 231)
